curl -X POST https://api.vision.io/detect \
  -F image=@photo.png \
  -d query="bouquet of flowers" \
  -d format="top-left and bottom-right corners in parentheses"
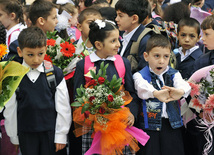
top-left (71, 62), bottom-right (149, 155)
top-left (45, 31), bottom-right (76, 76)
top-left (187, 65), bottom-right (214, 155)
top-left (0, 44), bottom-right (29, 110)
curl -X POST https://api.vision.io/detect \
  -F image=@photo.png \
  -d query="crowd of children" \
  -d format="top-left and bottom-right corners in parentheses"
top-left (1, 0), bottom-right (214, 155)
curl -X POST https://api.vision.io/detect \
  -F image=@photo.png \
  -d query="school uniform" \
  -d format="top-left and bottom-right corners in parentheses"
top-left (133, 65), bottom-right (191, 155)
top-left (73, 52), bottom-right (140, 155)
top-left (3, 61), bottom-right (72, 155)
top-left (176, 46), bottom-right (202, 80)
top-left (118, 24), bottom-right (151, 71)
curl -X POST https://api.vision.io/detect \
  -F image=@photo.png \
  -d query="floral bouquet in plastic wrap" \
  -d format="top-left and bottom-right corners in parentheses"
top-left (0, 44), bottom-right (29, 110)
top-left (71, 62), bottom-right (149, 155)
top-left (187, 65), bottom-right (214, 154)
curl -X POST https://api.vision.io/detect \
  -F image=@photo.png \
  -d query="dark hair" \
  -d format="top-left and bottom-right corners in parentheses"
top-left (178, 18), bottom-right (200, 36)
top-left (84, 0), bottom-right (93, 7)
top-left (99, 7), bottom-right (117, 23)
top-left (115, 0), bottom-right (148, 23)
top-left (18, 26), bottom-right (46, 50)
top-left (78, 8), bottom-right (102, 24)
top-left (89, 20), bottom-right (117, 48)
top-left (29, 0), bottom-right (57, 25)
top-left (146, 34), bottom-right (171, 53)
top-left (201, 14), bottom-right (214, 30)
top-left (0, 23), bottom-right (6, 44)
top-left (162, 2), bottom-right (190, 24)
top-left (0, 0), bottom-right (25, 25)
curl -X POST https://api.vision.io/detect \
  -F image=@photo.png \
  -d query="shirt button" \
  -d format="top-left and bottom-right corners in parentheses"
top-left (32, 79), bottom-right (35, 82)
top-left (156, 128), bottom-right (160, 131)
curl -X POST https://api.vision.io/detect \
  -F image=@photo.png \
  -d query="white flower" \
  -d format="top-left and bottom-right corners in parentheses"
top-left (95, 19), bottom-right (106, 29)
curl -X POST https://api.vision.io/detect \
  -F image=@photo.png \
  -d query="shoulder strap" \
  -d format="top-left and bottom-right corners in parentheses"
top-left (114, 55), bottom-right (125, 84)
top-left (84, 55), bottom-right (126, 84)
top-left (43, 60), bottom-right (57, 93)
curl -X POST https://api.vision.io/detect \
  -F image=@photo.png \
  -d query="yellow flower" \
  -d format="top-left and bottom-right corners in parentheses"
top-left (0, 44), bottom-right (7, 60)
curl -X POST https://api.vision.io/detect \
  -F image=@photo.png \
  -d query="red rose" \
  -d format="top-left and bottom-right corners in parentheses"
top-left (88, 79), bottom-right (97, 86)
top-left (99, 107), bottom-right (105, 114)
top-left (84, 111), bottom-right (90, 118)
top-left (89, 96), bottom-right (95, 102)
top-left (98, 77), bottom-right (105, 84)
top-left (108, 95), bottom-right (114, 102)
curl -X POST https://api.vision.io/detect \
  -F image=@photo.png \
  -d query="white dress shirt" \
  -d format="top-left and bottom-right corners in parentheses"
top-left (133, 66), bottom-right (191, 118)
top-left (178, 46), bottom-right (199, 62)
top-left (120, 25), bottom-right (140, 57)
top-left (4, 61), bottom-right (72, 144)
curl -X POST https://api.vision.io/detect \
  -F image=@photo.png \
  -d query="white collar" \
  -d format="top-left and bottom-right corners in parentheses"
top-left (89, 52), bottom-right (116, 62)
top-left (122, 25), bottom-right (140, 42)
top-left (6, 23), bottom-right (25, 37)
top-left (178, 46), bottom-right (199, 56)
top-left (22, 60), bottom-right (44, 73)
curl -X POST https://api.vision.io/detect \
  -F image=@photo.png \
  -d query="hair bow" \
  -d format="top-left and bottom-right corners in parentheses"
top-left (95, 19), bottom-right (106, 29)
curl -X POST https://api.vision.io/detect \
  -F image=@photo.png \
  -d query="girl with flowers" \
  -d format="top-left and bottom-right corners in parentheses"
top-left (72, 19), bottom-right (149, 154)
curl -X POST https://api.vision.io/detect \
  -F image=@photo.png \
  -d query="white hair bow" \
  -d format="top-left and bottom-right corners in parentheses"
top-left (95, 19), bottom-right (106, 29)
top-left (56, 0), bottom-right (74, 5)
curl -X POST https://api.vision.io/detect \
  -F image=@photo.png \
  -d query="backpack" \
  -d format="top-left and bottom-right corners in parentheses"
top-left (84, 55), bottom-right (126, 84)
top-left (127, 24), bottom-right (177, 72)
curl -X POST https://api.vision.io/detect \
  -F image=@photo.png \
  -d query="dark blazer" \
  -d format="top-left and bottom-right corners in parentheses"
top-left (118, 24), bottom-right (151, 71)
top-left (192, 51), bottom-right (214, 74)
top-left (176, 48), bottom-right (202, 80)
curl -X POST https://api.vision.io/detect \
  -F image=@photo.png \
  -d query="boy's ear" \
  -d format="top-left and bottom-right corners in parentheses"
top-left (37, 17), bottom-right (45, 26)
top-left (10, 12), bottom-right (16, 20)
top-left (77, 23), bottom-right (82, 32)
top-left (94, 41), bottom-right (103, 50)
top-left (132, 14), bottom-right (139, 24)
top-left (17, 47), bottom-right (23, 57)
top-left (143, 51), bottom-right (149, 62)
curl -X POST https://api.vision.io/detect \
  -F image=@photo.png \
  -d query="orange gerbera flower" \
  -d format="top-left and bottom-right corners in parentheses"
top-left (47, 39), bottom-right (56, 46)
top-left (0, 44), bottom-right (7, 60)
top-left (60, 41), bottom-right (75, 57)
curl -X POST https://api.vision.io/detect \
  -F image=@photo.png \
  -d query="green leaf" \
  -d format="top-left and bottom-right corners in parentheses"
top-left (77, 98), bottom-right (84, 103)
top-left (90, 70), bottom-right (96, 79)
top-left (71, 101), bottom-right (82, 107)
top-left (100, 61), bottom-right (104, 70)
top-left (76, 88), bottom-right (82, 96)
top-left (81, 103), bottom-right (90, 114)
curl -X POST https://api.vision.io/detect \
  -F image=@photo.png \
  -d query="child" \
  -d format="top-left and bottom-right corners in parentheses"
top-left (73, 19), bottom-right (140, 155)
top-left (76, 8), bottom-right (102, 53)
top-left (29, 0), bottom-right (58, 34)
top-left (193, 14), bottom-right (214, 71)
top-left (115, 0), bottom-right (151, 72)
top-left (176, 17), bottom-right (202, 80)
top-left (133, 34), bottom-right (191, 155)
top-left (0, 0), bottom-right (26, 62)
top-left (3, 27), bottom-right (72, 155)
top-left (78, 0), bottom-right (93, 13)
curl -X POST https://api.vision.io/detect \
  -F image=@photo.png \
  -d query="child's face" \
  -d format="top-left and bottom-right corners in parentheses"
top-left (41, 8), bottom-right (58, 33)
top-left (96, 29), bottom-right (120, 59)
top-left (68, 12), bottom-right (78, 27)
top-left (144, 47), bottom-right (170, 75)
top-left (78, 0), bottom-right (86, 13)
top-left (17, 46), bottom-right (47, 69)
top-left (202, 28), bottom-right (214, 50)
top-left (178, 26), bottom-right (199, 52)
top-left (0, 7), bottom-right (14, 30)
top-left (115, 10), bottom-right (135, 33)
top-left (78, 14), bottom-right (102, 41)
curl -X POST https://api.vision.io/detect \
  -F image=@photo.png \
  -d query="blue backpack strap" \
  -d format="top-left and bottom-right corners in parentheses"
top-left (138, 66), bottom-right (151, 129)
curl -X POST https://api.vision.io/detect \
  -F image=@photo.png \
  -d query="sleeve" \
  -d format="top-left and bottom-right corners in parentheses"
top-left (122, 58), bottom-right (141, 119)
top-left (54, 78), bottom-right (72, 144)
top-left (3, 94), bottom-right (19, 145)
top-left (173, 72), bottom-right (191, 98)
top-left (133, 72), bottom-right (156, 100)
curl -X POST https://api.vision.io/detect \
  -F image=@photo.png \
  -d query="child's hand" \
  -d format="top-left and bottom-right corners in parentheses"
top-left (127, 113), bottom-right (135, 127)
top-left (55, 143), bottom-right (66, 152)
top-left (153, 89), bottom-right (170, 103)
top-left (162, 86), bottom-right (184, 102)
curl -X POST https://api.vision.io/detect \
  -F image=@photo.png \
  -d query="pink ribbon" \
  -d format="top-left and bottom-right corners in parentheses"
top-left (85, 126), bottom-right (150, 155)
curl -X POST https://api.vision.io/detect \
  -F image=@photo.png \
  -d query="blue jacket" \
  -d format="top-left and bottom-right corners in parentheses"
top-left (137, 66), bottom-right (183, 131)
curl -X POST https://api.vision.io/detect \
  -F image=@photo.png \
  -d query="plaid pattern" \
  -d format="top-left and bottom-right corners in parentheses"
top-left (82, 129), bottom-right (135, 155)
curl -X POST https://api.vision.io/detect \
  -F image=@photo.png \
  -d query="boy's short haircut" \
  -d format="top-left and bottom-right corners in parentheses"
top-left (115, 0), bottom-right (148, 23)
top-left (18, 27), bottom-right (46, 50)
top-left (29, 0), bottom-right (57, 25)
top-left (177, 18), bottom-right (201, 36)
top-left (201, 14), bottom-right (214, 30)
top-left (78, 8), bottom-right (102, 24)
top-left (146, 34), bottom-right (171, 53)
